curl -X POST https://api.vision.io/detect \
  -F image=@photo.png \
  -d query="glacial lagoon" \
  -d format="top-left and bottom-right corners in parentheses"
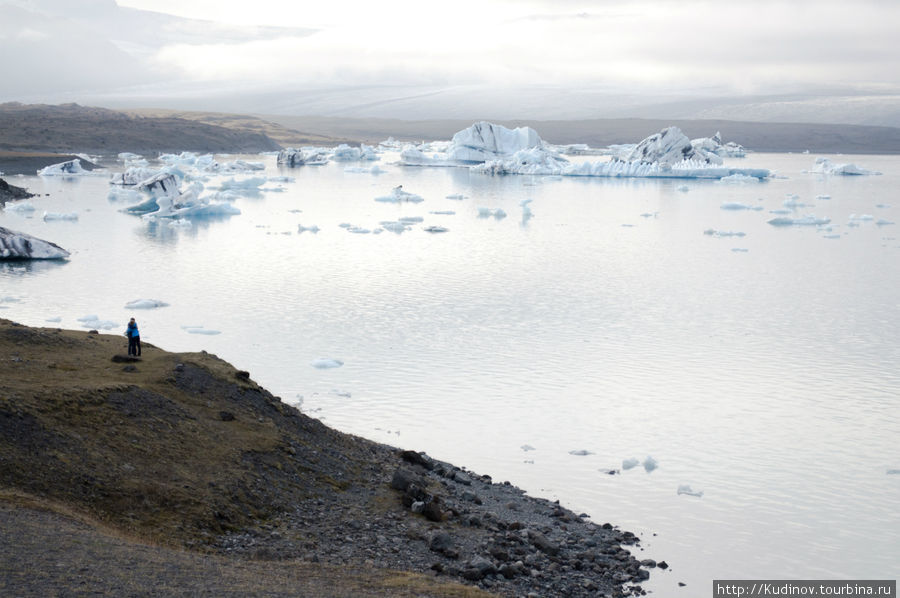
top-left (2, 149), bottom-right (898, 592)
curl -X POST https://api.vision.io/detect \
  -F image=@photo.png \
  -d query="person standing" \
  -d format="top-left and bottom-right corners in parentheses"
top-left (126, 318), bottom-right (141, 357)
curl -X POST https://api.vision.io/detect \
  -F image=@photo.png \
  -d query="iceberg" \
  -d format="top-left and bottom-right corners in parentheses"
top-left (77, 315), bottom-right (117, 330)
top-left (375, 185), bottom-right (424, 203)
top-left (643, 456), bottom-right (658, 473)
top-left (767, 215), bottom-right (831, 227)
top-left (0, 226), bottom-right (70, 259)
top-left (182, 325), bottom-right (221, 335)
top-left (311, 358), bottom-right (344, 369)
top-left (138, 172), bottom-right (181, 197)
top-left (677, 485), bottom-right (704, 498)
top-left (475, 127), bottom-right (770, 180)
top-left (423, 225), bottom-right (449, 233)
top-left (691, 131), bottom-right (746, 159)
top-left (447, 121), bottom-right (543, 163)
top-left (622, 458), bottom-right (640, 470)
top-left (43, 212), bottom-right (78, 221)
top-left (704, 229), bottom-right (746, 237)
top-left (331, 144), bottom-right (379, 162)
top-left (110, 166), bottom-right (160, 186)
top-left (812, 157), bottom-right (881, 176)
top-left (3, 200), bottom-right (36, 213)
top-left (277, 147), bottom-right (329, 167)
top-left (37, 159), bottom-right (102, 176)
top-left (218, 176), bottom-right (266, 191)
top-left (125, 299), bottom-right (169, 309)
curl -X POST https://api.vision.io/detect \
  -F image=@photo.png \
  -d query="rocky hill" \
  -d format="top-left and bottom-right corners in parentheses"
top-left (0, 103), bottom-right (283, 154)
top-left (0, 319), bottom-right (656, 597)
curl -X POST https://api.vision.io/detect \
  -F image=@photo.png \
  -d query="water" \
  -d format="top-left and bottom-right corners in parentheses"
top-left (2, 151), bottom-right (899, 592)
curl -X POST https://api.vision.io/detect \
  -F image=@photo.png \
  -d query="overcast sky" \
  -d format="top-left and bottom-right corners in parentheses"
top-left (3, 0), bottom-right (899, 123)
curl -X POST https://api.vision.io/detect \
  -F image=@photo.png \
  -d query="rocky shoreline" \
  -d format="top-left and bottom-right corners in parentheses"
top-left (0, 319), bottom-right (660, 597)
top-left (0, 177), bottom-right (35, 206)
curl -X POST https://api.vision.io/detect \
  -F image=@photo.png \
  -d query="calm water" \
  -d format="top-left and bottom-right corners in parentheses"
top-left (2, 151), bottom-right (899, 592)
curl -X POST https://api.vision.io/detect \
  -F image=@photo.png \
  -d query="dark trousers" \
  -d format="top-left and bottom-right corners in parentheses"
top-left (128, 336), bottom-right (141, 356)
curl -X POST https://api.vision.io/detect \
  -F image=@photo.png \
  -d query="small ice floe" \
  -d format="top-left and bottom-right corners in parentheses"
top-left (677, 185), bottom-right (690, 192)
top-left (823, 234), bottom-right (841, 239)
top-left (423, 225), bottom-right (449, 233)
top-left (268, 176), bottom-right (295, 183)
top-left (4, 200), bottom-right (36, 213)
top-left (446, 193), bottom-right (467, 200)
top-left (43, 211), bottom-right (78, 221)
top-left (478, 207), bottom-right (507, 220)
top-left (339, 223), bottom-right (352, 229)
top-left (718, 173), bottom-right (759, 183)
top-left (310, 358), bottom-right (343, 369)
top-left (569, 449), bottom-right (593, 456)
top-left (783, 194), bottom-right (810, 209)
top-left (720, 202), bottom-right (762, 211)
top-left (430, 210), bottom-right (456, 215)
top-left (677, 484), bottom-right (704, 498)
top-left (45, 316), bottom-right (62, 323)
top-left (887, 469), bottom-right (900, 475)
top-left (380, 221), bottom-right (410, 234)
top-left (769, 209), bottom-right (792, 215)
top-left (217, 176), bottom-right (266, 192)
top-left (876, 204), bottom-right (891, 209)
top-left (521, 444), bottom-right (536, 452)
top-left (125, 299), bottom-right (169, 310)
top-left (703, 229), bottom-right (746, 238)
top-left (77, 315), bottom-right (117, 330)
top-left (876, 219), bottom-right (895, 226)
top-left (643, 456), bottom-right (658, 472)
top-left (332, 389), bottom-right (352, 398)
top-left (108, 187), bottom-right (144, 203)
top-left (375, 185), bottom-right (424, 203)
top-left (849, 214), bottom-right (874, 222)
top-left (731, 247), bottom-right (750, 252)
top-left (297, 224), bottom-right (320, 233)
top-left (767, 215), bottom-right (831, 227)
top-left (344, 165), bottom-right (385, 175)
top-left (347, 226), bottom-right (371, 234)
top-left (181, 325), bottom-right (221, 335)
top-left (816, 194), bottom-right (831, 200)
top-left (622, 458), bottom-right (640, 470)
top-left (812, 157), bottom-right (881, 176)
top-left (399, 216), bottom-right (424, 224)
top-left (640, 211), bottom-right (659, 218)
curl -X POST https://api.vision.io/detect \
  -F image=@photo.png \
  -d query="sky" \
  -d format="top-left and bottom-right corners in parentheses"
top-left (2, 0), bottom-right (900, 124)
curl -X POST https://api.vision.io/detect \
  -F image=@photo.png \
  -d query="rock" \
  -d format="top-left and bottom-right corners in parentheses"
top-left (122, 365), bottom-right (137, 373)
top-left (452, 470), bottom-right (473, 485)
top-left (422, 497), bottom-right (445, 522)
top-left (640, 559), bottom-right (657, 568)
top-left (219, 411), bottom-right (235, 421)
top-left (111, 355), bottom-right (140, 363)
top-left (461, 555), bottom-right (496, 580)
top-left (527, 530), bottom-right (560, 556)
top-left (411, 501), bottom-right (425, 514)
top-left (235, 370), bottom-right (250, 381)
top-left (390, 467), bottom-right (422, 493)
top-left (657, 560), bottom-right (669, 569)
top-left (400, 449), bottom-right (435, 470)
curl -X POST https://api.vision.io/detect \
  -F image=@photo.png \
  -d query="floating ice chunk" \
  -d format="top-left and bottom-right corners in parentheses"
top-left (640, 212), bottom-right (658, 218)
top-left (375, 185), bottom-right (424, 203)
top-left (813, 157), bottom-right (881, 175)
top-left (0, 226), bottom-right (71, 259)
top-left (887, 469), bottom-right (900, 475)
top-left (138, 172), bottom-right (180, 197)
top-left (720, 202), bottom-right (761, 211)
top-left (181, 325), bottom-right (221, 335)
top-left (332, 143), bottom-right (379, 162)
top-left (45, 316), bottom-right (62, 323)
top-left (43, 211), bottom-right (78, 221)
top-left (297, 224), bottom-right (320, 233)
top-left (399, 216), bottom-right (424, 224)
top-left (3, 200), bottom-right (36, 213)
top-left (445, 193), bottom-right (467, 200)
top-left (521, 444), bottom-right (536, 451)
top-left (782, 194), bottom-right (811, 209)
top-left (347, 226), bottom-right (371, 234)
top-left (769, 209), bottom-right (792, 215)
top-left (311, 358), bottom-right (344, 369)
top-left (380, 221), bottom-right (409, 234)
top-left (875, 204), bottom-right (891, 209)
top-left (816, 194), bottom-right (831, 200)
top-left (344, 164), bottom-right (385, 174)
top-left (430, 210), bottom-right (456, 215)
top-left (677, 484), bottom-right (704, 497)
top-left (339, 223), bottom-right (352, 228)
top-left (767, 215), bottom-right (831, 227)
top-left (220, 160), bottom-right (265, 172)
top-left (704, 229), bottom-right (746, 238)
top-left (849, 214), bottom-right (874, 222)
top-left (876, 219), bottom-right (895, 226)
top-left (478, 207), bottom-right (507, 220)
top-left (718, 173), bottom-right (758, 183)
top-left (110, 166), bottom-right (161, 186)
top-left (77, 315), bottom-right (117, 330)
top-left (218, 176), bottom-right (266, 191)
top-left (268, 176), bottom-right (295, 183)
top-left (731, 247), bottom-right (750, 252)
top-left (447, 122), bottom-right (543, 163)
top-left (677, 185), bottom-right (690, 192)
top-left (569, 449), bottom-right (593, 456)
top-left (277, 147), bottom-right (330, 167)
top-left (643, 456), bottom-right (658, 472)
top-left (125, 299), bottom-right (169, 310)
top-left (823, 234), bottom-right (841, 239)
top-left (622, 458), bottom-right (640, 470)
top-left (423, 225), bottom-right (449, 233)
top-left (37, 159), bottom-right (102, 176)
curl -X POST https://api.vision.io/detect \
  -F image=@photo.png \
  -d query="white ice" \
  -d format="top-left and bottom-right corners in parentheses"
top-left (297, 224), bottom-right (320, 233)
top-left (42, 212), bottom-right (78, 221)
top-left (643, 456), bottom-right (658, 472)
top-left (704, 229), bottom-right (746, 238)
top-left (37, 159), bottom-right (103, 177)
top-left (445, 193), bottom-right (467, 200)
top-left (768, 215), bottom-right (831, 227)
top-left (478, 207), bottom-right (507, 220)
top-left (332, 144), bottom-right (379, 162)
top-left (311, 358), bottom-right (344, 369)
top-left (344, 165), bottom-right (385, 175)
top-left (813, 157), bottom-right (881, 176)
top-left (677, 484), bottom-right (704, 497)
top-left (276, 147), bottom-right (330, 167)
top-left (181, 325), bottom-right (221, 335)
top-left (521, 444), bottom-right (536, 451)
top-left (77, 315), bottom-right (117, 330)
top-left (720, 202), bottom-right (762, 211)
top-left (107, 187), bottom-right (144, 203)
top-left (3, 200), bottom-right (36, 213)
top-left (217, 176), bottom-right (266, 191)
top-left (622, 458), bottom-right (640, 470)
top-left (569, 449), bottom-right (593, 456)
top-left (423, 225), bottom-right (449, 233)
top-left (375, 185), bottom-right (424, 203)
top-left (125, 299), bottom-right (169, 309)
top-left (876, 219), bottom-right (895, 226)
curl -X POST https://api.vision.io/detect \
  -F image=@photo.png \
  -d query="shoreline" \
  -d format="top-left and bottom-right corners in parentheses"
top-left (0, 318), bottom-right (659, 597)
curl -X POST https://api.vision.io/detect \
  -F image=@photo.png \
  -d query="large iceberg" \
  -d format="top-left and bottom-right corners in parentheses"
top-left (277, 147), bottom-right (330, 167)
top-left (0, 226), bottom-right (70, 259)
top-left (37, 159), bottom-right (103, 177)
top-left (331, 144), bottom-right (379, 162)
top-left (400, 122), bottom-right (545, 166)
top-left (476, 126), bottom-right (770, 180)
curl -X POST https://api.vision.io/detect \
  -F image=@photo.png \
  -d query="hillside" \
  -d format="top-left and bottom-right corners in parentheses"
top-left (0, 319), bottom-right (653, 597)
top-left (0, 103), bottom-right (284, 154)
